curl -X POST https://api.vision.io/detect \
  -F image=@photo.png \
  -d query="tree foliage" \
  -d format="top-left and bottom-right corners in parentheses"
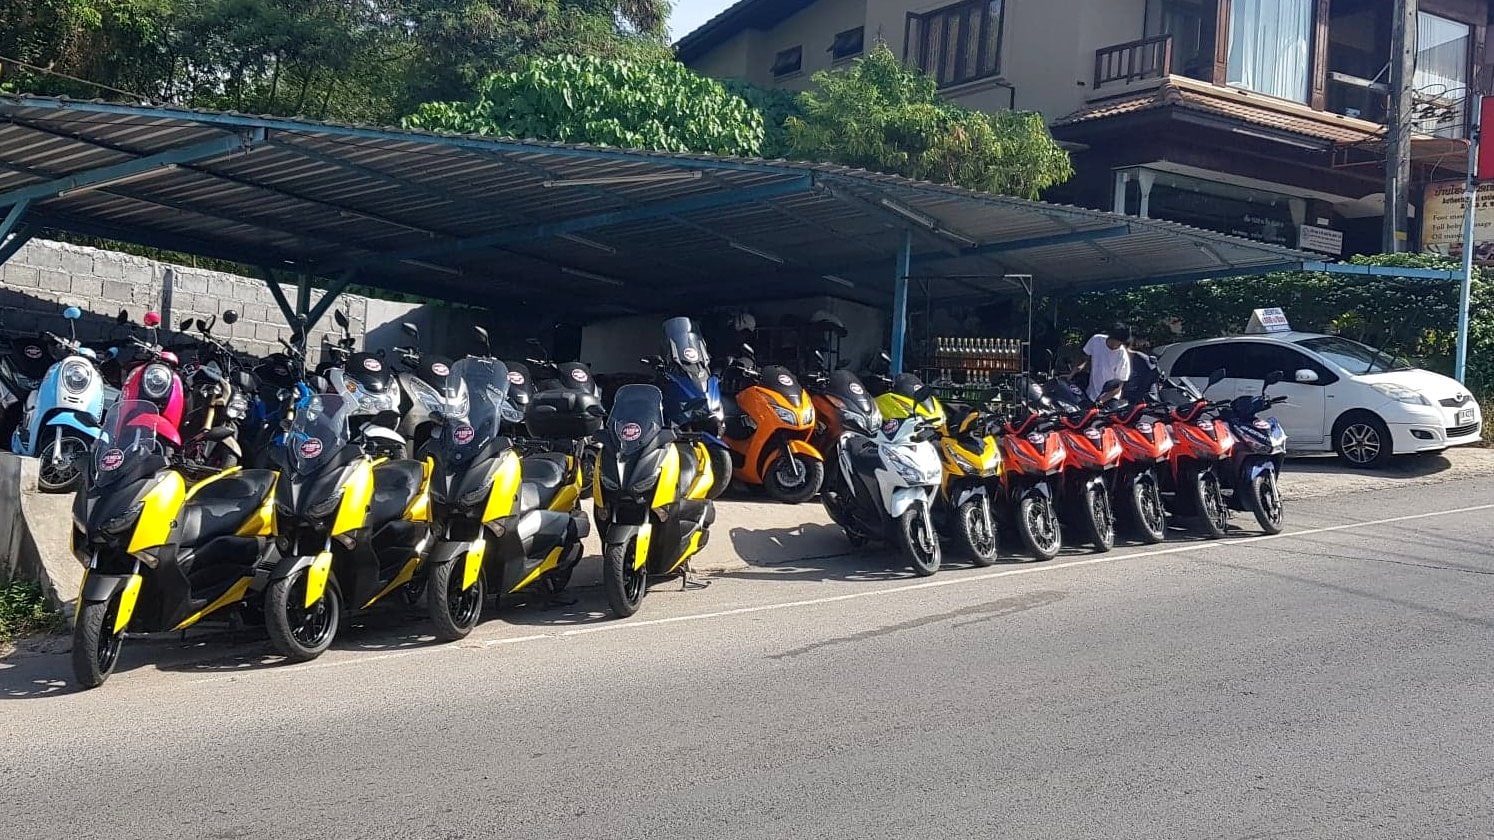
top-left (784, 44), bottom-right (1073, 198)
top-left (405, 55), bottom-right (766, 156)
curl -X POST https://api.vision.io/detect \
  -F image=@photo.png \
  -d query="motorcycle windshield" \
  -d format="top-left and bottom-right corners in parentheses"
top-left (287, 393), bottom-right (354, 475)
top-left (93, 400), bottom-right (166, 488)
top-left (440, 359), bottom-right (510, 464)
top-left (608, 384), bottom-right (665, 457)
top-left (663, 317), bottom-right (711, 384)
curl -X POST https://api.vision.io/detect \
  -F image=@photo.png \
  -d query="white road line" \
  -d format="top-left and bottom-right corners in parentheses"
top-left (191, 501), bottom-right (1494, 684)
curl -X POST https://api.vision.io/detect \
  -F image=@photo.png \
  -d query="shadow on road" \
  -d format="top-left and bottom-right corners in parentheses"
top-left (1288, 452), bottom-right (1454, 480)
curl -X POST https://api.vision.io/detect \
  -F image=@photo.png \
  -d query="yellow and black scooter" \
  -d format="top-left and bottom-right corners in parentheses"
top-left (71, 400), bottom-right (279, 688)
top-left (423, 358), bottom-right (590, 640)
top-left (593, 383), bottom-right (718, 618)
top-left (875, 373), bottom-right (1001, 565)
top-left (267, 392), bottom-right (433, 661)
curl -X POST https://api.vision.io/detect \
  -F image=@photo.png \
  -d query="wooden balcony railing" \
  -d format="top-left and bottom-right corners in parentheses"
top-left (1094, 35), bottom-right (1173, 90)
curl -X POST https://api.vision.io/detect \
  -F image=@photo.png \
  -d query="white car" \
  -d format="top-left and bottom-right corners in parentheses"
top-left (1157, 332), bottom-right (1482, 468)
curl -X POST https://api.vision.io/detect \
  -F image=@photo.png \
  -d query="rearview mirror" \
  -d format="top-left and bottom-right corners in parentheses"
top-left (1265, 370), bottom-right (1284, 386)
top-left (116, 309), bottom-right (129, 325)
top-left (180, 318), bottom-right (194, 332)
top-left (585, 404), bottom-right (607, 418)
top-left (143, 311), bottom-right (161, 328)
top-left (741, 343), bottom-right (755, 357)
top-left (401, 322), bottom-right (419, 339)
top-left (1294, 368), bottom-right (1319, 384)
top-left (195, 318), bottom-right (208, 333)
top-left (474, 326), bottom-right (489, 346)
top-left (63, 306), bottom-right (82, 321)
top-left (222, 310), bottom-right (239, 325)
top-left (334, 309), bottom-right (349, 329)
top-left (913, 386), bottom-right (936, 403)
top-left (1207, 368), bottom-right (1227, 388)
top-left (1101, 378), bottom-right (1122, 393)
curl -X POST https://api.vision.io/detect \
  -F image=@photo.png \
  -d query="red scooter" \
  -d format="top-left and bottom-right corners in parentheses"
top-left (116, 311), bottom-right (186, 449)
top-left (1108, 400), bottom-right (1175, 544)
top-left (1160, 370), bottom-right (1236, 538)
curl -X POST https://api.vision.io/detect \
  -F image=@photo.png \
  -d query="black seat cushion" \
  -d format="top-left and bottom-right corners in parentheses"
top-left (370, 460), bottom-right (424, 526)
top-left (676, 445), bottom-right (700, 496)
top-left (179, 470), bottom-right (276, 545)
top-left (521, 452), bottom-right (569, 510)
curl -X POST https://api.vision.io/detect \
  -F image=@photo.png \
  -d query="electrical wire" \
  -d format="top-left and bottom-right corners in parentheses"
top-left (0, 53), bottom-right (151, 103)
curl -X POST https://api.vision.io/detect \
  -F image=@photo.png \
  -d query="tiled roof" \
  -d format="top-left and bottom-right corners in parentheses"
top-left (1054, 79), bottom-right (1386, 145)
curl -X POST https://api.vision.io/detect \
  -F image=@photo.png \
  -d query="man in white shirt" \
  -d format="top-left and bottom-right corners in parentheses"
top-left (1078, 324), bottom-right (1132, 403)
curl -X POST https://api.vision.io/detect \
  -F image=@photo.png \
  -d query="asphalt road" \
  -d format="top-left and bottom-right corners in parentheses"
top-left (4, 476), bottom-right (1494, 839)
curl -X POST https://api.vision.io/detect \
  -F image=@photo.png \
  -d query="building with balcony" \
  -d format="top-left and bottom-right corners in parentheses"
top-left (677, 0), bottom-right (1490, 258)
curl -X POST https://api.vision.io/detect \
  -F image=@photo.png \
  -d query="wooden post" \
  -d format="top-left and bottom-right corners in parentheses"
top-left (1383, 0), bottom-right (1418, 253)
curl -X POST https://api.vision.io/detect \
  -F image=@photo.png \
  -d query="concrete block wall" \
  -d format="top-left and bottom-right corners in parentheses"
top-left (0, 239), bottom-right (374, 358)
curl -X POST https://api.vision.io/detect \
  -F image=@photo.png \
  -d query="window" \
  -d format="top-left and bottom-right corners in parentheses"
top-left (1296, 336), bottom-right (1410, 375)
top-left (1144, 0), bottom-right (1209, 81)
top-left (905, 0), bottom-right (1004, 88)
top-left (1413, 12), bottom-right (1471, 137)
top-left (1232, 343), bottom-right (1319, 382)
top-left (771, 46), bottom-right (803, 78)
top-left (1169, 344), bottom-right (1235, 378)
top-left (830, 27), bottom-right (864, 61)
top-left (1226, 0), bottom-right (1313, 102)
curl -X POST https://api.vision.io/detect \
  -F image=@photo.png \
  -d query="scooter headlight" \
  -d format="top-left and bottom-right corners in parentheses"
top-left (884, 448), bottom-right (932, 484)
top-left (306, 491), bottom-right (342, 520)
top-left (62, 360), bottom-right (92, 394)
top-left (100, 502), bottom-right (144, 535)
top-left (227, 393), bottom-right (250, 420)
top-left (772, 406), bottom-right (797, 424)
top-left (142, 364), bottom-right (173, 399)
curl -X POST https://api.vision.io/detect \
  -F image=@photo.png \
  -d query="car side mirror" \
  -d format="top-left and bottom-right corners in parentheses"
top-left (1294, 369), bottom-right (1319, 384)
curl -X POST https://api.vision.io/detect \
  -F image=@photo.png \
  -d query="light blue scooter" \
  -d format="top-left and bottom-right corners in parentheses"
top-left (12, 306), bottom-right (109, 493)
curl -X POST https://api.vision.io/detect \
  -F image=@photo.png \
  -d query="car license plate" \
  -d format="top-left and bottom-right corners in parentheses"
top-left (1457, 408), bottom-right (1474, 426)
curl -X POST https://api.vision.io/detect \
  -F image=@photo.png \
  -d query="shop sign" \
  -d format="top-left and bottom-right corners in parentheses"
top-left (1297, 225), bottom-right (1343, 255)
top-left (1421, 180), bottom-right (1494, 264)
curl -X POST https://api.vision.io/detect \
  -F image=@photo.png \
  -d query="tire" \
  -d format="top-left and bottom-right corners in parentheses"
top-left (265, 568), bottom-right (341, 662)
top-left (763, 453), bottom-right (824, 504)
top-left (71, 596), bottom-right (124, 689)
top-left (1189, 467), bottom-right (1230, 539)
top-left (579, 446), bottom-right (599, 500)
top-left (1074, 482), bottom-right (1115, 553)
top-left (1244, 468), bottom-right (1285, 535)
top-left (426, 558), bottom-right (486, 642)
top-left (1127, 474), bottom-right (1167, 544)
top-left (38, 429), bottom-right (90, 493)
top-left (1015, 494), bottom-right (1061, 561)
top-left (706, 447), bottom-right (733, 500)
top-left (603, 540), bottom-right (647, 618)
top-left (1335, 412), bottom-right (1393, 469)
top-left (955, 497), bottom-right (999, 566)
top-left (896, 502), bottom-right (941, 576)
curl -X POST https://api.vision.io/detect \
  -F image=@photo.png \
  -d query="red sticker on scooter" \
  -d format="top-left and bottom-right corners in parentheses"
top-left (99, 449), bottom-right (124, 471)
top-left (299, 438), bottom-right (323, 458)
top-left (23, 345), bottom-right (42, 359)
top-left (430, 362), bottom-right (449, 376)
top-left (882, 419), bottom-right (899, 435)
top-left (681, 347), bottom-right (699, 363)
top-left (363, 358), bottom-right (382, 372)
top-left (570, 367), bottom-right (588, 382)
top-left (619, 422), bottom-right (643, 442)
top-left (453, 424), bottom-right (475, 444)
top-left (507, 371), bottom-right (525, 385)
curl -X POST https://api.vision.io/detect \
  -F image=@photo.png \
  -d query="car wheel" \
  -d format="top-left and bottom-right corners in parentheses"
top-left (1334, 412), bottom-right (1393, 469)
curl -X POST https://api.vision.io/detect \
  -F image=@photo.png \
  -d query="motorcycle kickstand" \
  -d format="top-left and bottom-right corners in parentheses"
top-left (681, 562), bottom-right (711, 591)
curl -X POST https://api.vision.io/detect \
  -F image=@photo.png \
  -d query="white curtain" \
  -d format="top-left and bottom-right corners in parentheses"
top-left (1414, 13), bottom-right (1471, 136)
top-left (1226, 0), bottom-right (1312, 102)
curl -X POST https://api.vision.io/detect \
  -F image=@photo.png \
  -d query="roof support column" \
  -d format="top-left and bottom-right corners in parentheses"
top-left (890, 230), bottom-right (913, 375)
top-left (258, 267), bottom-right (302, 337)
top-left (304, 271), bottom-right (358, 332)
top-left (0, 198), bottom-right (31, 266)
top-left (1456, 106), bottom-right (1481, 383)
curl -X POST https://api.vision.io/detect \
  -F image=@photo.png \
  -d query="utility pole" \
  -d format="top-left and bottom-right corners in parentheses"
top-left (1383, 0), bottom-right (1418, 253)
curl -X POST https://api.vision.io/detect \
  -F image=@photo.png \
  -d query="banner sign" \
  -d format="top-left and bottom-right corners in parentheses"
top-left (1421, 180), bottom-right (1494, 264)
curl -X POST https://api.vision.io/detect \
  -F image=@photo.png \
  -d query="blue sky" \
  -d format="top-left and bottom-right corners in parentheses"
top-left (668, 0), bottom-right (738, 41)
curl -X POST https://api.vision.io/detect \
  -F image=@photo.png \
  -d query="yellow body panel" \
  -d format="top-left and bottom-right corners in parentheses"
top-left (461, 540), bottom-right (486, 591)
top-left (236, 473), bottom-right (278, 537)
top-left (685, 443), bottom-right (714, 500)
top-left (128, 471), bottom-right (186, 554)
top-left (482, 452), bottom-right (522, 523)
top-left (633, 521), bottom-right (653, 571)
top-left (113, 573), bottom-right (143, 634)
top-left (171, 576), bottom-right (253, 631)
top-left (511, 545), bottom-right (565, 593)
top-left (875, 392), bottom-right (946, 429)
top-left (304, 551), bottom-right (334, 608)
top-left (549, 484), bottom-right (579, 514)
top-left (364, 556), bottom-right (420, 608)
top-left (664, 528), bottom-right (704, 575)
top-left (184, 466), bottom-right (242, 498)
top-left (651, 445), bottom-right (681, 510)
top-left (403, 458), bottom-right (434, 522)
top-left (331, 460), bottom-right (375, 537)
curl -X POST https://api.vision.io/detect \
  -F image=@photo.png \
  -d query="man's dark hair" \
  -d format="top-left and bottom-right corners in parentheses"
top-left (1108, 324), bottom-right (1132, 343)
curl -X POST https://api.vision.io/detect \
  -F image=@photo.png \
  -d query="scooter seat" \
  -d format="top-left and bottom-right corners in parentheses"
top-left (178, 469), bottom-right (275, 545)
top-left (676, 445), bottom-right (701, 496)
top-left (521, 452), bottom-right (570, 511)
top-left (369, 459), bottom-right (425, 526)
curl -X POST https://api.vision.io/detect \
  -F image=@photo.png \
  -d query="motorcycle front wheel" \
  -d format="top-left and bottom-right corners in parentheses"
top-left (426, 558), bottom-right (486, 642)
top-left (38, 429), bottom-right (90, 493)
top-left (1190, 467), bottom-right (1230, 539)
top-left (897, 502), bottom-right (941, 577)
top-left (763, 453), bottom-right (823, 504)
top-left (1244, 468), bottom-right (1285, 535)
top-left (955, 497), bottom-right (999, 566)
top-left (1015, 495), bottom-right (1061, 561)
top-left (71, 595), bottom-right (125, 689)
top-left (1128, 475), bottom-right (1167, 544)
top-left (266, 569), bottom-right (341, 662)
top-left (706, 447), bottom-right (733, 500)
top-left (1075, 483), bottom-right (1115, 553)
top-left (603, 540), bottom-right (648, 618)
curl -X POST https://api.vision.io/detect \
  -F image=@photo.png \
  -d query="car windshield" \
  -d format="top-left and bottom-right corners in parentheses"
top-left (287, 393), bottom-right (353, 474)
top-left (439, 358), bottom-right (510, 464)
top-left (93, 400), bottom-right (166, 487)
top-left (608, 384), bottom-right (665, 457)
top-left (1296, 336), bottom-right (1412, 374)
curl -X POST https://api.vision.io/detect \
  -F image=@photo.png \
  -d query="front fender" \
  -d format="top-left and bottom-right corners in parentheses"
top-left (1246, 458), bottom-right (1278, 481)
top-left (80, 572), bottom-right (131, 603)
top-left (1022, 481), bottom-right (1054, 501)
top-left (44, 410), bottom-right (101, 436)
top-left (887, 485), bottom-right (935, 519)
top-left (953, 483), bottom-right (988, 509)
top-left (429, 539), bottom-right (485, 591)
top-left (604, 522), bottom-right (652, 571)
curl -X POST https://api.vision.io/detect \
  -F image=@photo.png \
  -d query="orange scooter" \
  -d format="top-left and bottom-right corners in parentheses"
top-left (720, 349), bottom-right (824, 503)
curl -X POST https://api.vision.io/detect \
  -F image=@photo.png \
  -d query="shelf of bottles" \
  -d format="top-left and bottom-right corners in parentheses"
top-left (922, 336), bottom-right (1025, 403)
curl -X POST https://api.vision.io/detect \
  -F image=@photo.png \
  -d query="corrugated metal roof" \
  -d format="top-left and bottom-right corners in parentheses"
top-left (0, 94), bottom-right (1315, 317)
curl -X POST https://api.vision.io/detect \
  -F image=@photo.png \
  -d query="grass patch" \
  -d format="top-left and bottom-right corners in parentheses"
top-left (0, 580), bottom-right (65, 642)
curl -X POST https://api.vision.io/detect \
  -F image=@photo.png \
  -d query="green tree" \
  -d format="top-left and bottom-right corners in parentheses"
top-left (404, 54), bottom-right (766, 156)
top-left (784, 43), bottom-right (1072, 198)
top-left (721, 79), bottom-right (802, 159)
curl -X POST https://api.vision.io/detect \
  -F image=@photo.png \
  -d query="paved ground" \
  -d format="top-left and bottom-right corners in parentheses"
top-left (3, 470), bottom-right (1494, 838)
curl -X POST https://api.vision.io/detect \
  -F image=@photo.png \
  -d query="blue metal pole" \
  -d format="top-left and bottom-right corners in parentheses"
top-left (890, 230), bottom-right (912, 375)
top-left (1456, 104), bottom-right (1480, 384)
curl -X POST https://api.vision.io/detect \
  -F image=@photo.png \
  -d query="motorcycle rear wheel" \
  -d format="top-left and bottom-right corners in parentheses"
top-left (897, 503), bottom-right (941, 576)
top-left (603, 540), bottom-right (647, 618)
top-left (1190, 467), bottom-right (1230, 539)
top-left (1015, 495), bottom-right (1061, 561)
top-left (955, 497), bottom-right (999, 566)
top-left (71, 594), bottom-right (125, 689)
top-left (1244, 469), bottom-right (1285, 535)
top-left (1128, 475), bottom-right (1167, 544)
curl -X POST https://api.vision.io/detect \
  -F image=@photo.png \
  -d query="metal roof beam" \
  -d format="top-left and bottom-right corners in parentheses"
top-left (963, 225), bottom-right (1131, 255)
top-left (1075, 262), bottom-right (1305, 294)
top-left (0, 198), bottom-right (29, 241)
top-left (1300, 261), bottom-right (1461, 280)
top-left (304, 271), bottom-right (359, 331)
top-left (33, 211), bottom-right (297, 273)
top-left (319, 175), bottom-right (817, 273)
top-left (819, 181), bottom-right (963, 256)
top-left (0, 128), bottom-right (265, 209)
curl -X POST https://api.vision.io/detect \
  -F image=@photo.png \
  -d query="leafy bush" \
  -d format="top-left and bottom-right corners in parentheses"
top-left (0, 580), bottom-right (62, 642)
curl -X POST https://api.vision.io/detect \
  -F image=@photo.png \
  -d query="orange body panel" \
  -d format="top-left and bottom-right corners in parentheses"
top-left (728, 385), bottom-right (817, 485)
top-left (1058, 426), bottom-right (1123, 472)
top-left (1114, 419), bottom-right (1174, 465)
top-left (1000, 428), bottom-right (1066, 477)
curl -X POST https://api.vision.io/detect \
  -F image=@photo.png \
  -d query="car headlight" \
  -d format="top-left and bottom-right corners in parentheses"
top-left (142, 363), bottom-right (173, 399)
top-left (62, 360), bottom-right (92, 393)
top-left (772, 406), bottom-right (797, 424)
top-left (1371, 383), bottom-right (1432, 406)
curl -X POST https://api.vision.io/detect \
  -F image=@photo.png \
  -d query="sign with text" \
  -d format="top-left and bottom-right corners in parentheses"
top-left (1421, 180), bottom-right (1494, 264)
top-left (1297, 224), bottom-right (1343, 255)
top-left (1479, 97), bottom-right (1494, 182)
top-left (1246, 307), bottom-right (1291, 334)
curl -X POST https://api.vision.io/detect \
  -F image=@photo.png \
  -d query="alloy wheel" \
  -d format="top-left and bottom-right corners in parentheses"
top-left (1341, 423), bottom-right (1381, 465)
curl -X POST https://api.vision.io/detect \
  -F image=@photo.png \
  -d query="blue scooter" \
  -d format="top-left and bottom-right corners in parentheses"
top-left (645, 316), bottom-right (732, 499)
top-left (12, 306), bottom-right (107, 493)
